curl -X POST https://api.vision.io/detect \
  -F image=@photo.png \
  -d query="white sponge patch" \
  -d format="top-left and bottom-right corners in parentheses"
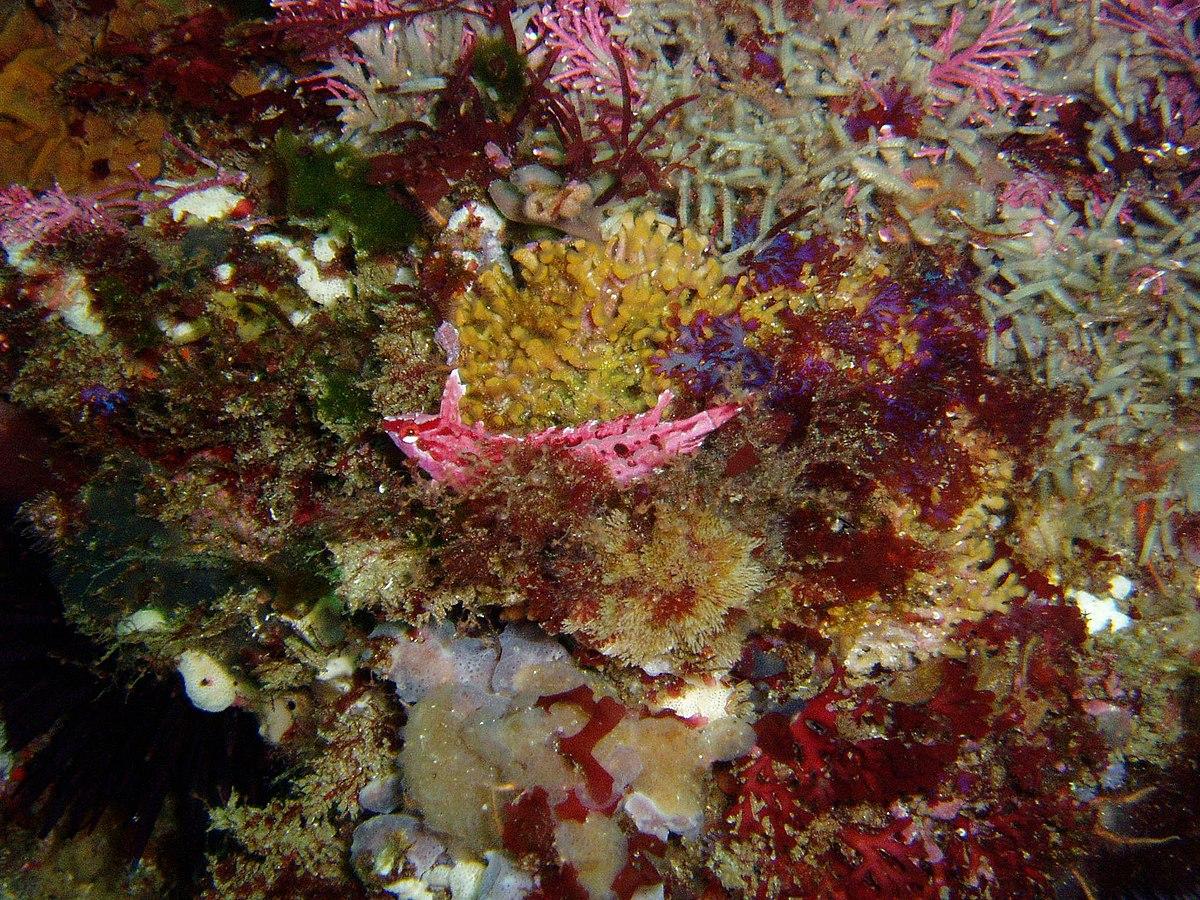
top-left (178, 650), bottom-right (237, 712)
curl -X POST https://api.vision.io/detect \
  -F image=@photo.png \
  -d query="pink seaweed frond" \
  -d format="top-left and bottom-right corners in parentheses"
top-left (1100, 0), bottom-right (1200, 81)
top-left (537, 0), bottom-right (641, 106)
top-left (998, 170), bottom-right (1058, 213)
top-left (0, 186), bottom-right (126, 250)
top-left (0, 138), bottom-right (247, 251)
top-left (929, 1), bottom-right (1057, 122)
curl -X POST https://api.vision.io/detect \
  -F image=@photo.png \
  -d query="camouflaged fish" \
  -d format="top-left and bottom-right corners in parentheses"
top-left (383, 370), bottom-right (739, 488)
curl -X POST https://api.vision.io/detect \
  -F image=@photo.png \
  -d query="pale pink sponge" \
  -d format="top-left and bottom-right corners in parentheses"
top-left (383, 369), bottom-right (738, 488)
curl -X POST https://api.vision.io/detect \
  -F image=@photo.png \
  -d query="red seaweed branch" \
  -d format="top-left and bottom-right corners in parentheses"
top-left (1100, 0), bottom-right (1200, 82)
top-left (590, 53), bottom-right (697, 204)
top-left (537, 684), bottom-right (625, 805)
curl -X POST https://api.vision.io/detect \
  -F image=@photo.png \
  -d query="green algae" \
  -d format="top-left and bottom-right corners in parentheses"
top-left (274, 132), bottom-right (420, 253)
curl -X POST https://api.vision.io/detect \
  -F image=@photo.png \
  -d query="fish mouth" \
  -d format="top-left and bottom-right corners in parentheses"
top-left (401, 435), bottom-right (420, 444)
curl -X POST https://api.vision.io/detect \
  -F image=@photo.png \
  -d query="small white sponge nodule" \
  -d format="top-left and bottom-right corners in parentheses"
top-left (178, 650), bottom-right (237, 712)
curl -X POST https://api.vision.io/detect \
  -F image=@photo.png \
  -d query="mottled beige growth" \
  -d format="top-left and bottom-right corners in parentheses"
top-left (554, 815), bottom-right (627, 897)
top-left (390, 626), bottom-right (754, 890)
top-left (399, 685), bottom-right (504, 853)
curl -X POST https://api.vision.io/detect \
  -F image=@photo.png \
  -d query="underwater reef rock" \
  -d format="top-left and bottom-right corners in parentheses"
top-left (1, 0), bottom-right (1199, 897)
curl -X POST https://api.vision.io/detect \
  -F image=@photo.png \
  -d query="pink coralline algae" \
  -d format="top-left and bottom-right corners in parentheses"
top-left (928, 1), bottom-right (1058, 122)
top-left (0, 186), bottom-right (130, 249)
top-left (383, 369), bottom-right (738, 487)
top-left (0, 141), bottom-right (246, 251)
top-left (1101, 0), bottom-right (1200, 82)
top-left (538, 0), bottom-right (642, 106)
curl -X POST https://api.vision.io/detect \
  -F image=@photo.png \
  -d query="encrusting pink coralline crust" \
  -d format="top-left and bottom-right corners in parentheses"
top-left (383, 369), bottom-right (739, 487)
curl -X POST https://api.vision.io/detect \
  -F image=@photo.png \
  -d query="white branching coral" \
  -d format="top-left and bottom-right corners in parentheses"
top-left (974, 182), bottom-right (1200, 564)
top-left (976, 196), bottom-right (1200, 430)
top-left (317, 13), bottom-right (472, 143)
top-left (617, 0), bottom-right (1048, 248)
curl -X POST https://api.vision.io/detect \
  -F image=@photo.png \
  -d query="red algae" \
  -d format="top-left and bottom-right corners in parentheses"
top-left (502, 787), bottom-right (559, 867)
top-left (537, 685), bottom-right (626, 805)
top-left (785, 506), bottom-right (935, 604)
top-left (0, 0), bottom-right (1195, 896)
top-left (609, 833), bottom-right (666, 900)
